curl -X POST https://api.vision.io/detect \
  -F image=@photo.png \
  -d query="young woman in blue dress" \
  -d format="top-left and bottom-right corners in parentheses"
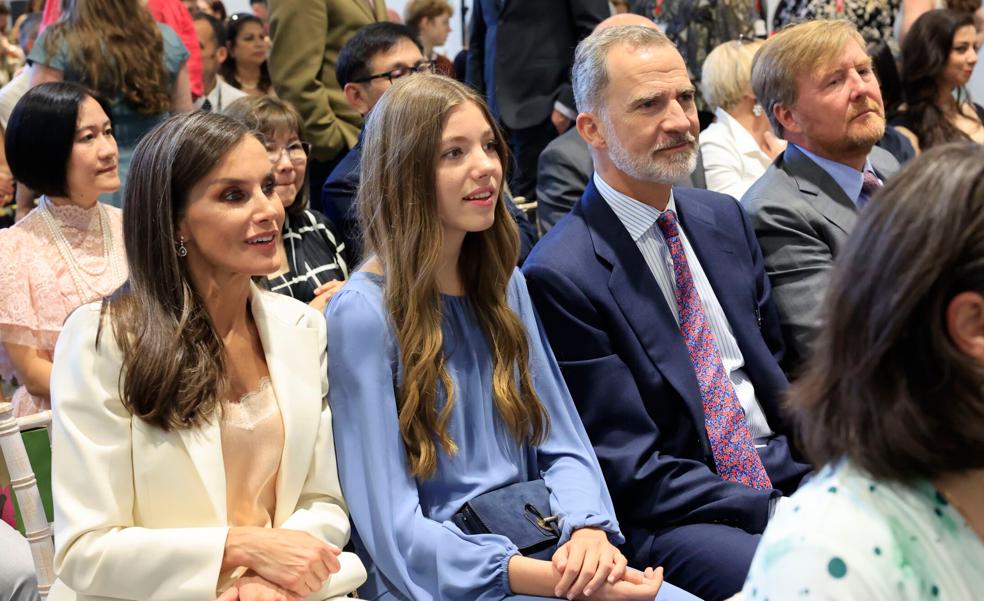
top-left (326, 74), bottom-right (700, 601)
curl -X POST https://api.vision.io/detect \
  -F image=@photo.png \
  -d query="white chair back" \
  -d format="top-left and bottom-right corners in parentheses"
top-left (0, 402), bottom-right (54, 598)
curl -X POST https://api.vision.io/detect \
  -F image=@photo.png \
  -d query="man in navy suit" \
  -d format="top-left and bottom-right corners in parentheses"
top-left (523, 25), bottom-right (810, 601)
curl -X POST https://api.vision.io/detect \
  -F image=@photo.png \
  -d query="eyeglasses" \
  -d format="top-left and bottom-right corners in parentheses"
top-left (351, 60), bottom-right (437, 84)
top-left (265, 141), bottom-right (311, 164)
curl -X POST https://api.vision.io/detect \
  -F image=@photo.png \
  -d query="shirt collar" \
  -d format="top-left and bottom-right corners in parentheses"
top-left (714, 107), bottom-right (769, 159)
top-left (793, 144), bottom-right (875, 204)
top-left (593, 172), bottom-right (676, 242)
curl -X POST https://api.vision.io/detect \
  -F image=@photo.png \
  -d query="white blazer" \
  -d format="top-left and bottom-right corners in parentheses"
top-left (699, 107), bottom-right (775, 201)
top-left (47, 285), bottom-right (367, 601)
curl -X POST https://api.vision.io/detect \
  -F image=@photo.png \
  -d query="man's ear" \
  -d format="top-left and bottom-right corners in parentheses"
top-left (947, 291), bottom-right (984, 364)
top-left (576, 112), bottom-right (607, 151)
top-left (773, 102), bottom-right (802, 136)
top-left (216, 46), bottom-right (229, 65)
top-left (343, 82), bottom-right (372, 115)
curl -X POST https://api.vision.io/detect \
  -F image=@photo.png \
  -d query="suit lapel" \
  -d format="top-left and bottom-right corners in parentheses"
top-left (869, 146), bottom-right (899, 182)
top-left (783, 144), bottom-right (858, 237)
top-left (250, 285), bottom-right (322, 527)
top-left (177, 411), bottom-right (227, 521)
top-left (580, 182), bottom-right (707, 432)
top-left (675, 191), bottom-right (760, 373)
top-left (373, 0), bottom-right (388, 20)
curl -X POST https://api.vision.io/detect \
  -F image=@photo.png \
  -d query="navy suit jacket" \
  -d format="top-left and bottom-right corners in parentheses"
top-left (523, 182), bottom-right (809, 546)
top-left (466, 0), bottom-right (607, 129)
top-left (323, 137), bottom-right (363, 262)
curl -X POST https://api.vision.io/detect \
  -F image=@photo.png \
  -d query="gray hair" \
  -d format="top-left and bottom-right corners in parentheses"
top-left (572, 25), bottom-right (673, 115)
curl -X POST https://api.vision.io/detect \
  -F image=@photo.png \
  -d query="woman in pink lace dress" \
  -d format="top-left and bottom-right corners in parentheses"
top-left (0, 82), bottom-right (126, 416)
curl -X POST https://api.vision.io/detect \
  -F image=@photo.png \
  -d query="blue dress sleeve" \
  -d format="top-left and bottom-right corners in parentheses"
top-left (508, 270), bottom-right (624, 546)
top-left (326, 286), bottom-right (521, 600)
top-left (158, 24), bottom-right (189, 82)
top-left (27, 30), bottom-right (69, 71)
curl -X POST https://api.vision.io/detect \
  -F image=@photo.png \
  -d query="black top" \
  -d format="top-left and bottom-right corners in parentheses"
top-left (265, 209), bottom-right (348, 304)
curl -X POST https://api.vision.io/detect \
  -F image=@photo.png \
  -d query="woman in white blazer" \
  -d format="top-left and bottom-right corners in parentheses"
top-left (48, 111), bottom-right (366, 601)
top-left (698, 39), bottom-right (786, 201)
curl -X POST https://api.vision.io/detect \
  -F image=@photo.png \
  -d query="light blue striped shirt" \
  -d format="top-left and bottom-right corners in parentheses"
top-left (594, 173), bottom-right (774, 440)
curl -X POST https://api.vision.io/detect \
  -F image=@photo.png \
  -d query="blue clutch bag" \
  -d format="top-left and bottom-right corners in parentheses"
top-left (451, 479), bottom-right (560, 560)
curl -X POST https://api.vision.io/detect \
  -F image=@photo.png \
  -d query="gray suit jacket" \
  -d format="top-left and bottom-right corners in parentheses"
top-left (741, 144), bottom-right (900, 373)
top-left (536, 128), bottom-right (707, 233)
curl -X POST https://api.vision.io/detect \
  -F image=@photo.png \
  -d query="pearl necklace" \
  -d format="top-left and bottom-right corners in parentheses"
top-left (38, 196), bottom-right (123, 300)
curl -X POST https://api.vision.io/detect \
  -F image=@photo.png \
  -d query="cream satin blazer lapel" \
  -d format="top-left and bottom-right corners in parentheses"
top-left (250, 284), bottom-right (323, 527)
top-left (172, 285), bottom-right (322, 525)
top-left (171, 417), bottom-right (226, 522)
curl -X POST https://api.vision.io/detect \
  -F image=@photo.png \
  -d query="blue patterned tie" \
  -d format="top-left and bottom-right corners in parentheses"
top-left (655, 210), bottom-right (771, 489)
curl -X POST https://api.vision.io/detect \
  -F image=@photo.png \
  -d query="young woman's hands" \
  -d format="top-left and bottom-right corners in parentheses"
top-left (552, 527), bottom-right (628, 599)
top-left (590, 567), bottom-right (665, 601)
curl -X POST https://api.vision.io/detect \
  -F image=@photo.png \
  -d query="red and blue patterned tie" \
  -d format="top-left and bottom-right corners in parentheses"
top-left (655, 210), bottom-right (772, 490)
top-left (857, 169), bottom-right (882, 208)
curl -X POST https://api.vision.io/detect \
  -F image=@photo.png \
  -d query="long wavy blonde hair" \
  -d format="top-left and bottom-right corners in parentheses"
top-left (358, 74), bottom-right (549, 478)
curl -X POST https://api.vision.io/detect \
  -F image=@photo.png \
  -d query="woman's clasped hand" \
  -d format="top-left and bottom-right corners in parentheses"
top-left (221, 526), bottom-right (342, 599)
top-left (550, 528), bottom-right (663, 600)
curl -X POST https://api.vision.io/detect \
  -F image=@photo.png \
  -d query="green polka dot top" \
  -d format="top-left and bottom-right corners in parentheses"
top-left (742, 461), bottom-right (984, 600)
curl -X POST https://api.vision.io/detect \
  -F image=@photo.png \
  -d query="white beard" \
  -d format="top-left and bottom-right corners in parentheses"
top-left (602, 116), bottom-right (698, 185)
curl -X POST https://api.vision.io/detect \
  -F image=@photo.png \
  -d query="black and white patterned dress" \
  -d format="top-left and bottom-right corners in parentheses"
top-left (265, 210), bottom-right (349, 304)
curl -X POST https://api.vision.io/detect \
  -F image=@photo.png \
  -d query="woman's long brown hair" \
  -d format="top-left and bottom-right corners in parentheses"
top-left (358, 74), bottom-right (549, 478)
top-left (102, 112), bottom-right (254, 430)
top-left (44, 0), bottom-right (171, 114)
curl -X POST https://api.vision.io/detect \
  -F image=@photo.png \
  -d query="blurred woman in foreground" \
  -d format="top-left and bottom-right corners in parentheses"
top-left (744, 142), bottom-right (984, 598)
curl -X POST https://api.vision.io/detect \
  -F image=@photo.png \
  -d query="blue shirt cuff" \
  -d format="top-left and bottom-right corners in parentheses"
top-left (558, 511), bottom-right (624, 547)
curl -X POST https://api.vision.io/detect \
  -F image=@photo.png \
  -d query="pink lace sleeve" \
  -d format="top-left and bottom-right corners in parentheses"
top-left (0, 207), bottom-right (128, 382)
top-left (0, 219), bottom-right (58, 378)
top-left (0, 227), bottom-right (43, 339)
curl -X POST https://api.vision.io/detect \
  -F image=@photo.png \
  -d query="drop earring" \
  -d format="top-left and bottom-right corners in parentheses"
top-left (177, 236), bottom-right (188, 257)
top-left (752, 103), bottom-right (764, 117)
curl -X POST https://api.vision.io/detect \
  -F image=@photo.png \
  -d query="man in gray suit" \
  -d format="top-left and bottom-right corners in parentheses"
top-left (536, 128), bottom-right (595, 233)
top-left (742, 19), bottom-right (900, 373)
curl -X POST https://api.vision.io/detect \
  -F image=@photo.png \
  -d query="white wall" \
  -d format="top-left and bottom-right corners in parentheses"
top-left (224, 0), bottom-right (251, 14)
top-left (969, 48), bottom-right (984, 105)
